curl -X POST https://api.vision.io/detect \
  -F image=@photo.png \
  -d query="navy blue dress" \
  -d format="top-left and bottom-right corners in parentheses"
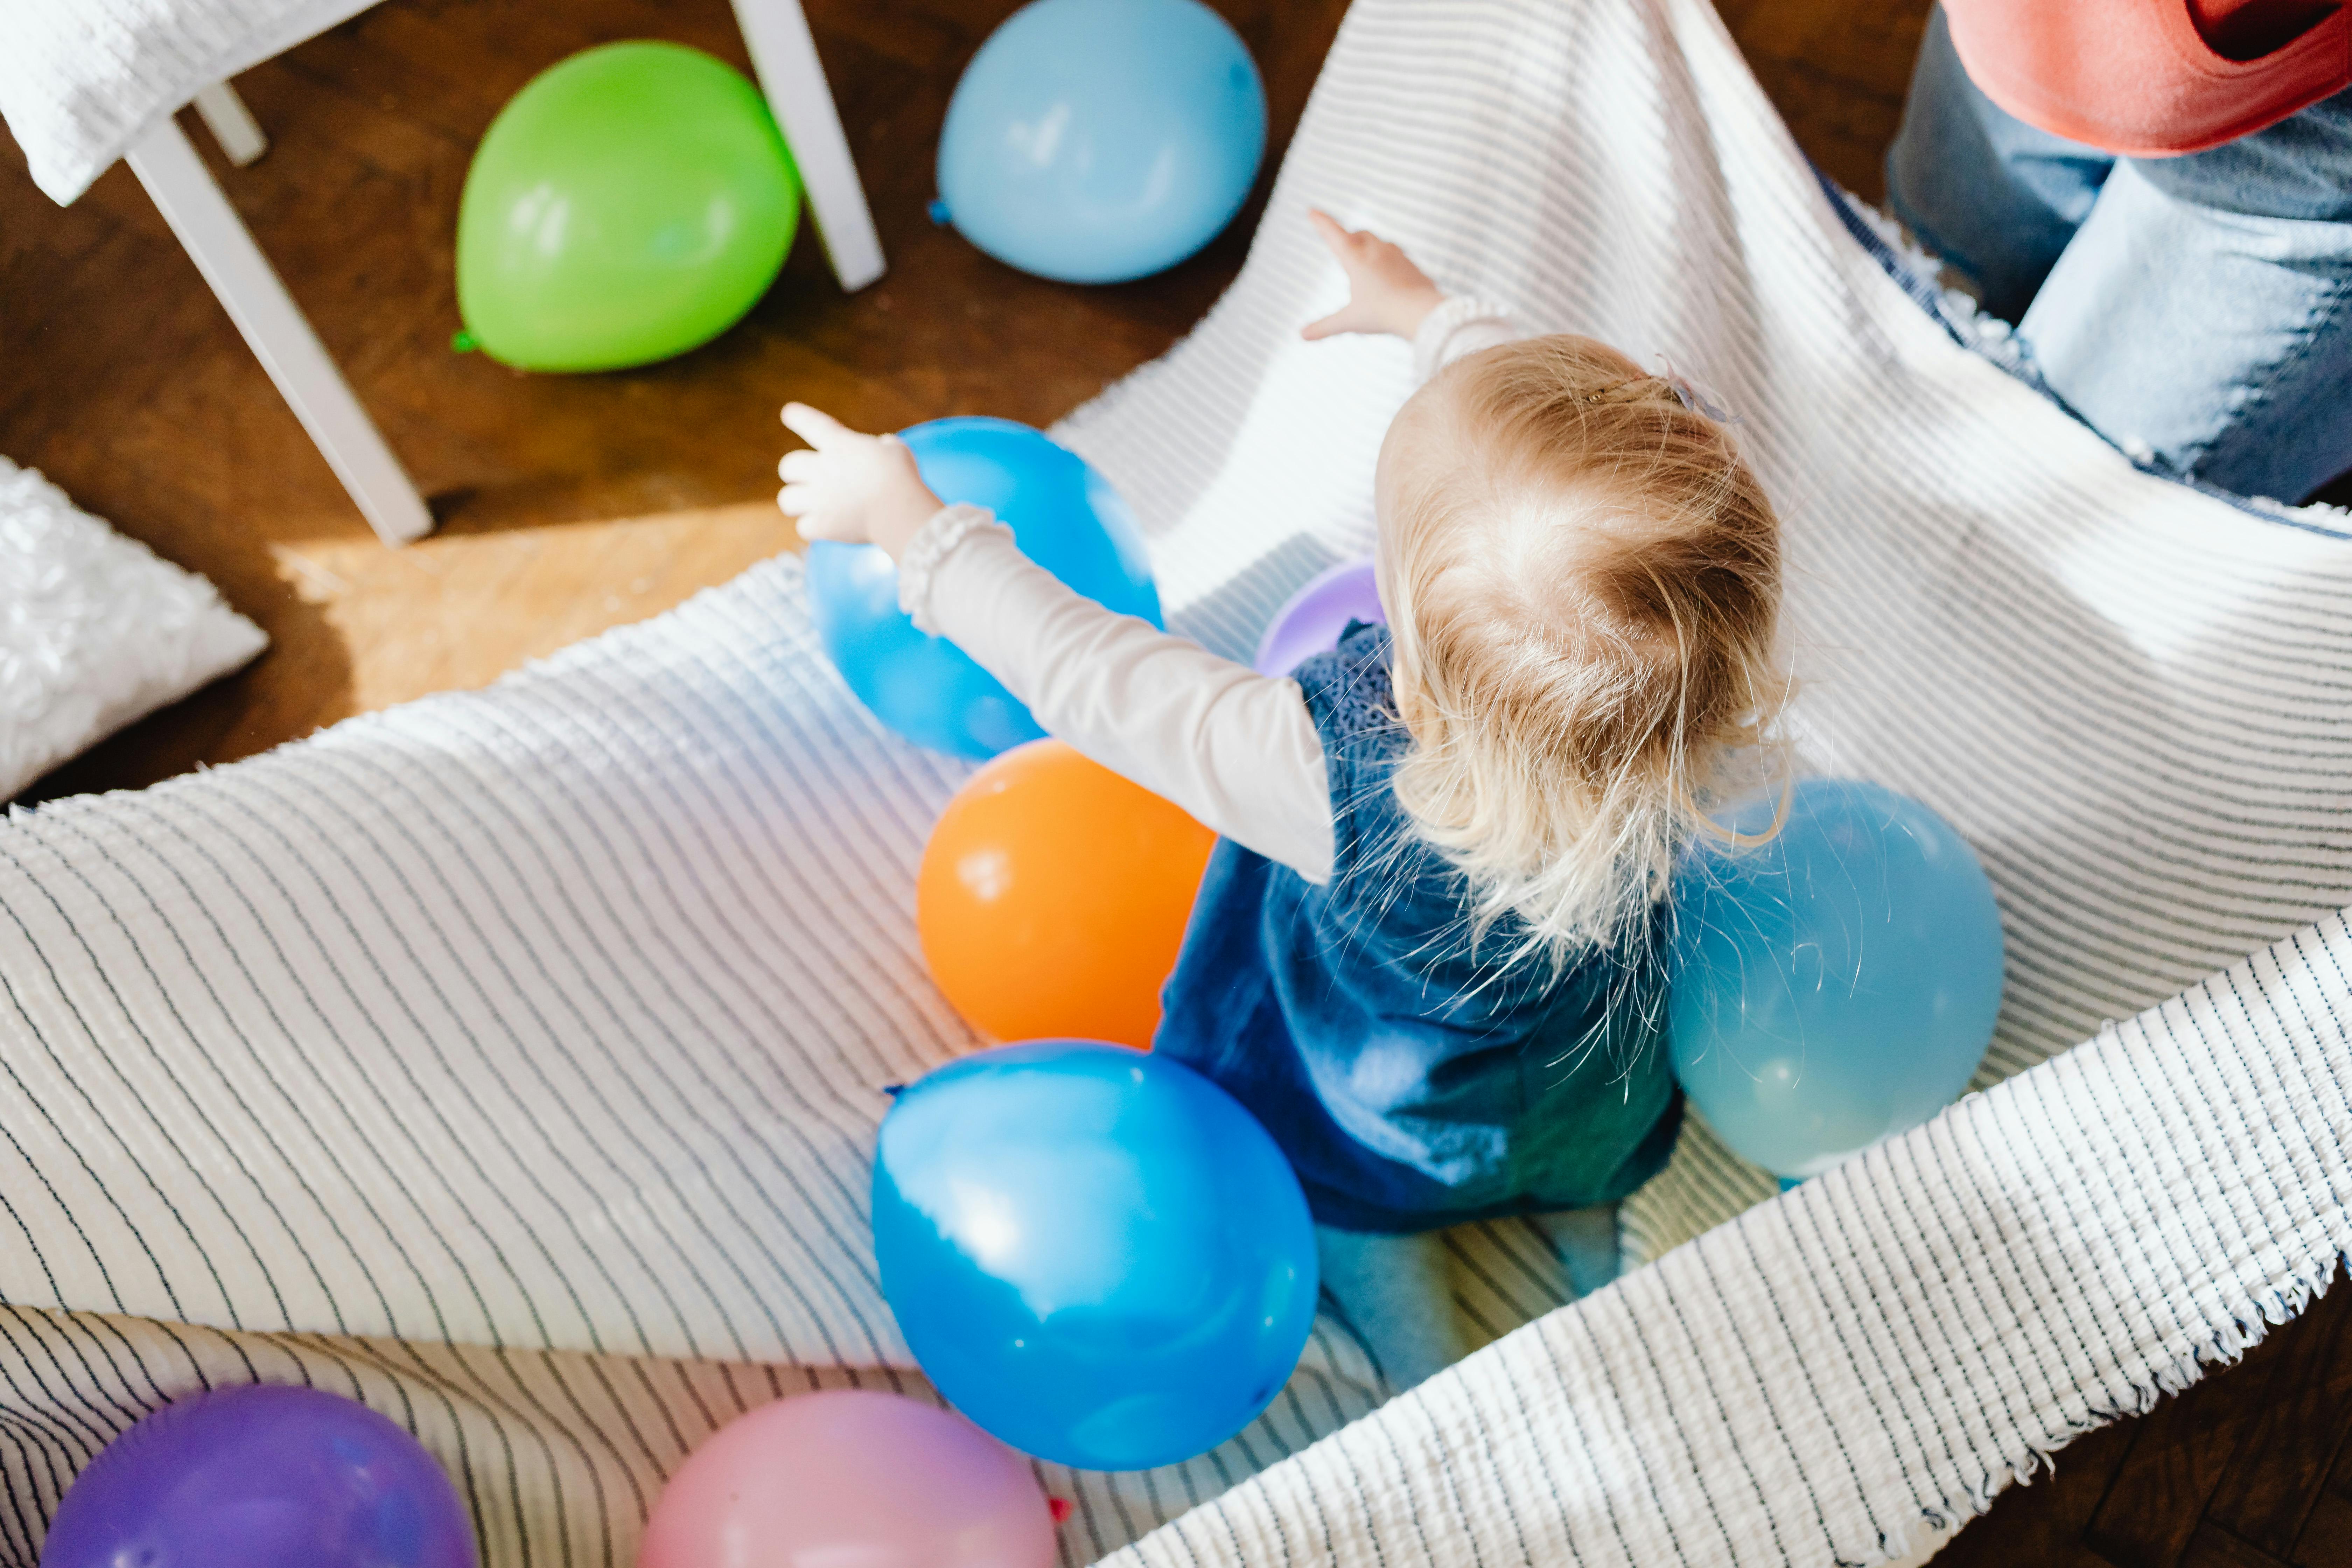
top-left (1153, 624), bottom-right (1682, 1233)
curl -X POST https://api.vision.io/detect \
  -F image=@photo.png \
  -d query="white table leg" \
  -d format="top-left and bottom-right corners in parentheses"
top-left (729, 0), bottom-right (887, 292)
top-left (128, 115), bottom-right (433, 546)
top-left (192, 82), bottom-right (268, 167)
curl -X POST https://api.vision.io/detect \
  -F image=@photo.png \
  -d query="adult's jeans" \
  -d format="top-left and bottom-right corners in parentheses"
top-left (1886, 6), bottom-right (2352, 502)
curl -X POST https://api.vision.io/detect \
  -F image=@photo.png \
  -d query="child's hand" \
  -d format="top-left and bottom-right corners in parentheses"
top-left (777, 403), bottom-right (943, 559)
top-left (1301, 210), bottom-right (1446, 342)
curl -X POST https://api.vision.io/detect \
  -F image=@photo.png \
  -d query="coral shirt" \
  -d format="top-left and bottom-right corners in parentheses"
top-left (1942, 0), bottom-right (2352, 154)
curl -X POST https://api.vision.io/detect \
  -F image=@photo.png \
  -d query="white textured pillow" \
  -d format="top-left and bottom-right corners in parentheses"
top-left (1, 456), bottom-right (266, 799)
top-left (0, 0), bottom-right (379, 204)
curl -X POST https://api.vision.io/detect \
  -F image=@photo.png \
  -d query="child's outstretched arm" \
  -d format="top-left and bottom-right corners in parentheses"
top-left (778, 403), bottom-right (1337, 883)
top-left (1300, 210), bottom-right (1521, 382)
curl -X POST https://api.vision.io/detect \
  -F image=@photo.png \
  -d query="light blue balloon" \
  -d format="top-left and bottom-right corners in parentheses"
top-left (807, 417), bottom-right (1161, 760)
top-left (872, 1041), bottom-right (1319, 1471)
top-left (1667, 778), bottom-right (2005, 1179)
top-left (935, 0), bottom-right (1268, 284)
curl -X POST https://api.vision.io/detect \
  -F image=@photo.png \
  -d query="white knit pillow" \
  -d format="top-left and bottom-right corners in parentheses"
top-left (1, 456), bottom-right (265, 799)
top-left (0, 0), bottom-right (379, 203)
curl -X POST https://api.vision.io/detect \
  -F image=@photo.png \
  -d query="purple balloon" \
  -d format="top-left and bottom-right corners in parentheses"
top-left (1252, 557), bottom-right (1386, 677)
top-left (42, 1386), bottom-right (475, 1568)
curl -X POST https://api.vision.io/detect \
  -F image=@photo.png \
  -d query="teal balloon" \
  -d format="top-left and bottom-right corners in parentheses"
top-left (1667, 778), bottom-right (2005, 1178)
top-left (808, 418), bottom-right (1161, 760)
top-left (456, 42), bottom-right (801, 371)
top-left (936, 0), bottom-right (1267, 283)
top-left (872, 1041), bottom-right (1319, 1470)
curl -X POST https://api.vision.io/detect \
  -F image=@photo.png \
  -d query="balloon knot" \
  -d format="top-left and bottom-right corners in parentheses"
top-left (881, 1083), bottom-right (905, 1099)
top-left (926, 198), bottom-right (952, 227)
top-left (450, 329), bottom-right (478, 354)
top-left (1049, 1497), bottom-right (1073, 1525)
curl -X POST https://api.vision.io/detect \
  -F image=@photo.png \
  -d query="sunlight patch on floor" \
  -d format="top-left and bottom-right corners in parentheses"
top-left (270, 499), bottom-right (797, 719)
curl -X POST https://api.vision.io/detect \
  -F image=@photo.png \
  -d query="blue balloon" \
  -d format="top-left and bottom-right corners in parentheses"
top-left (935, 0), bottom-right (1268, 283)
top-left (1667, 778), bottom-right (2005, 1179)
top-left (872, 1041), bottom-right (1318, 1470)
top-left (42, 1385), bottom-right (475, 1568)
top-left (808, 418), bottom-right (1160, 760)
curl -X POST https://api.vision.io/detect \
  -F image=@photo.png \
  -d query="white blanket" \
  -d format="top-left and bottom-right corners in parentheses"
top-left (1, 0), bottom-right (2348, 1562)
top-left (0, 0), bottom-right (373, 204)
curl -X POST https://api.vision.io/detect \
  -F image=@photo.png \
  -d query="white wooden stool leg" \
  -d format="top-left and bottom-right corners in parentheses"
top-left (729, 0), bottom-right (887, 292)
top-left (128, 115), bottom-right (433, 546)
top-left (191, 82), bottom-right (269, 167)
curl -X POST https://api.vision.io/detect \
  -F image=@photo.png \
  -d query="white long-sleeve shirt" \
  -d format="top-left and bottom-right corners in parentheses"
top-left (897, 299), bottom-right (1520, 884)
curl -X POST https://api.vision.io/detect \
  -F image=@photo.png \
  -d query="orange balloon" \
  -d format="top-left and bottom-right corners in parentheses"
top-left (918, 740), bottom-right (1215, 1050)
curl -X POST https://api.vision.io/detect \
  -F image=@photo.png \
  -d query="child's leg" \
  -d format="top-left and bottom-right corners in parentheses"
top-left (1318, 1206), bottom-right (1622, 1395)
top-left (1532, 1202), bottom-right (1623, 1300)
top-left (1315, 1225), bottom-right (1474, 1395)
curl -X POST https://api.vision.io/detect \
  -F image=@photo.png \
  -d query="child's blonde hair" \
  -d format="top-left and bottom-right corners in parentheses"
top-left (1380, 334), bottom-right (1786, 964)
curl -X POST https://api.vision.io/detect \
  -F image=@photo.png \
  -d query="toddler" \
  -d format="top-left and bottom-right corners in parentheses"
top-left (779, 214), bottom-right (1785, 1391)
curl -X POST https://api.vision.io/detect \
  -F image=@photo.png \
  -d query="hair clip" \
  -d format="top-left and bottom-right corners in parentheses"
top-left (1587, 375), bottom-right (1674, 406)
top-left (1660, 362), bottom-right (1740, 424)
top-left (1579, 370), bottom-right (1739, 421)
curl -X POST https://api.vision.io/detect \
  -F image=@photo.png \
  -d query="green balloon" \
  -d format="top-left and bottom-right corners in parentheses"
top-left (456, 42), bottom-right (802, 372)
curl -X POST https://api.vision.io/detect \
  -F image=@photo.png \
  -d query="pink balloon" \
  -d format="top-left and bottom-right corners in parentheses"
top-left (1252, 557), bottom-right (1385, 677)
top-left (639, 1390), bottom-right (1057, 1568)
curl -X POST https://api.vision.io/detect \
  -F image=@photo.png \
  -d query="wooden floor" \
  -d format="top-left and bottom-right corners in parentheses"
top-left (1938, 1282), bottom-right (2352, 1568)
top-left (2, 0), bottom-right (2346, 1560)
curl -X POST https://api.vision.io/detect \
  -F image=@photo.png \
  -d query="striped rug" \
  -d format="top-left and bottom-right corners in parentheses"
top-left (1, 0), bottom-right (2348, 1562)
